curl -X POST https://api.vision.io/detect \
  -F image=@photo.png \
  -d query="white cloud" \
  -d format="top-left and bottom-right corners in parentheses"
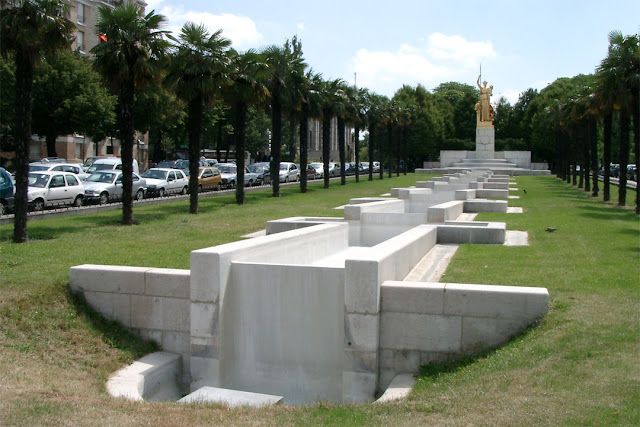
top-left (349, 33), bottom-right (497, 97)
top-left (297, 22), bottom-right (305, 31)
top-left (494, 89), bottom-right (520, 105)
top-left (157, 7), bottom-right (263, 51)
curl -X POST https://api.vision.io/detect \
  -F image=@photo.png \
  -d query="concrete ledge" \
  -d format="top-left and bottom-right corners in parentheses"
top-left (463, 199), bottom-right (508, 213)
top-left (375, 373), bottom-right (415, 403)
top-left (437, 222), bottom-right (506, 244)
top-left (106, 351), bottom-right (182, 402)
top-left (178, 386), bottom-right (283, 407)
top-left (427, 201), bottom-right (464, 223)
top-left (475, 188), bottom-right (509, 198)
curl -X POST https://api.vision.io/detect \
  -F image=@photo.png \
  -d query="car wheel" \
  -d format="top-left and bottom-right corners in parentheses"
top-left (135, 189), bottom-right (144, 201)
top-left (32, 199), bottom-right (44, 212)
top-left (198, 185), bottom-right (203, 193)
top-left (230, 181), bottom-right (236, 189)
top-left (0, 201), bottom-right (6, 216)
top-left (215, 183), bottom-right (221, 191)
top-left (73, 195), bottom-right (83, 208)
top-left (248, 179), bottom-right (253, 187)
top-left (159, 188), bottom-right (166, 198)
top-left (181, 186), bottom-right (188, 195)
top-left (99, 192), bottom-right (109, 205)
top-left (284, 176), bottom-right (289, 183)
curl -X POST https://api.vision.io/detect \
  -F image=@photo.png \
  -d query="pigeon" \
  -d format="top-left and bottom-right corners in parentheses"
top-left (545, 227), bottom-right (556, 232)
top-left (523, 189), bottom-right (527, 194)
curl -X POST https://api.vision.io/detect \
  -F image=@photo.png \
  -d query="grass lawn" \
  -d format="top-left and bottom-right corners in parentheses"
top-left (0, 174), bottom-right (638, 426)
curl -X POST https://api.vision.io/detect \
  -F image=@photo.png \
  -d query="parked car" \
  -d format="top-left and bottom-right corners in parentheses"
top-left (308, 162), bottom-right (324, 179)
top-left (328, 163), bottom-right (340, 177)
top-left (83, 171), bottom-right (146, 204)
top-left (217, 163), bottom-right (259, 188)
top-left (247, 164), bottom-right (270, 185)
top-left (82, 156), bottom-right (117, 172)
top-left (35, 157), bottom-right (66, 164)
top-left (27, 171), bottom-right (84, 211)
top-left (156, 160), bottom-right (179, 169)
top-left (197, 166), bottom-right (222, 192)
top-left (372, 161), bottom-right (381, 173)
top-left (86, 157), bottom-right (140, 175)
top-left (141, 168), bottom-right (188, 197)
top-left (359, 162), bottom-right (370, 173)
top-left (279, 162), bottom-right (299, 183)
top-left (627, 165), bottom-right (637, 181)
top-left (610, 163), bottom-right (620, 178)
top-left (29, 162), bottom-right (90, 181)
top-left (0, 167), bottom-right (15, 215)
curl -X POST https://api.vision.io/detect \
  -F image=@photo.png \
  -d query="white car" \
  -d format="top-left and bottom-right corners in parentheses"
top-left (279, 162), bottom-right (299, 183)
top-left (217, 163), bottom-right (260, 188)
top-left (27, 171), bottom-right (84, 211)
top-left (29, 162), bottom-right (90, 181)
top-left (83, 171), bottom-right (147, 204)
top-left (141, 168), bottom-right (188, 197)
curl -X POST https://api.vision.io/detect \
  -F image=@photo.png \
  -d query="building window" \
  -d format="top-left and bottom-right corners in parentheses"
top-left (77, 31), bottom-right (85, 52)
top-left (77, 3), bottom-right (85, 24)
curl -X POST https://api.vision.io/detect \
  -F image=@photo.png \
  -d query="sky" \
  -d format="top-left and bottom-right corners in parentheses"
top-left (145, 0), bottom-right (639, 104)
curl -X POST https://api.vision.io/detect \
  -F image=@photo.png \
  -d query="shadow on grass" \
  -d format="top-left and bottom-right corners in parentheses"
top-left (66, 285), bottom-right (158, 361)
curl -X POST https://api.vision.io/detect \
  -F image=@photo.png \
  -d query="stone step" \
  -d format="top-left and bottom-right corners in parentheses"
top-left (178, 386), bottom-right (284, 407)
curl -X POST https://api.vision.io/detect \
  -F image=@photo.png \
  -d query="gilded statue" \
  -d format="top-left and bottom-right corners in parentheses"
top-left (476, 75), bottom-right (495, 124)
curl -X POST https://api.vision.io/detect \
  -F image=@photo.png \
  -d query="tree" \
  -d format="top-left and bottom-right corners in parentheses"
top-left (318, 78), bottom-right (344, 188)
top-left (596, 31), bottom-right (639, 210)
top-left (262, 38), bottom-right (305, 197)
top-left (92, 3), bottom-right (169, 225)
top-left (165, 23), bottom-right (230, 213)
top-left (297, 70), bottom-right (323, 193)
top-left (1, 0), bottom-right (75, 243)
top-left (32, 50), bottom-right (116, 158)
top-left (220, 49), bottom-right (269, 205)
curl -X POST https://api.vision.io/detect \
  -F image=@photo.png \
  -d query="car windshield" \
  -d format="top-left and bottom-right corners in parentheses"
top-left (87, 163), bottom-right (115, 174)
top-left (28, 173), bottom-right (50, 188)
top-left (218, 165), bottom-right (236, 173)
top-left (86, 172), bottom-right (117, 183)
top-left (157, 161), bottom-right (175, 168)
top-left (174, 160), bottom-right (189, 169)
top-left (142, 169), bottom-right (168, 180)
top-left (279, 164), bottom-right (289, 170)
top-left (310, 163), bottom-right (322, 168)
top-left (247, 166), bottom-right (261, 173)
top-left (29, 165), bottom-right (50, 172)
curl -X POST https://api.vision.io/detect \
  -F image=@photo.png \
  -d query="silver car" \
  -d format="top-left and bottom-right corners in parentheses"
top-left (83, 171), bottom-right (147, 204)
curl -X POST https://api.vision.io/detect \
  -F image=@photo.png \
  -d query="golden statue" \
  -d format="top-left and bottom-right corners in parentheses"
top-left (476, 75), bottom-right (494, 124)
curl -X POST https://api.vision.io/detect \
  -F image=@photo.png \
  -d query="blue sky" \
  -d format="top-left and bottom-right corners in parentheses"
top-left (146, 0), bottom-right (639, 104)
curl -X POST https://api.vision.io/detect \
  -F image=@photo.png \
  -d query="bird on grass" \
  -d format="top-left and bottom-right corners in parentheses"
top-left (545, 227), bottom-right (556, 232)
top-left (523, 189), bottom-right (527, 194)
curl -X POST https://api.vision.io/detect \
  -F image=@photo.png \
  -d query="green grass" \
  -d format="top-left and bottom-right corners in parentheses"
top-left (0, 174), bottom-right (638, 426)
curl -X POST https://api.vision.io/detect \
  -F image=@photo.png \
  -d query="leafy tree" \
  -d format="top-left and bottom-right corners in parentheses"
top-left (165, 23), bottom-right (231, 213)
top-left (0, 54), bottom-right (16, 154)
top-left (433, 81), bottom-right (478, 143)
top-left (92, 2), bottom-right (169, 225)
top-left (32, 50), bottom-right (116, 158)
top-left (1, 0), bottom-right (75, 243)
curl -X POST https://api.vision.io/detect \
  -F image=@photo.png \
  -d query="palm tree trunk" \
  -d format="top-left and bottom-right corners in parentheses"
top-left (354, 125), bottom-right (360, 183)
top-left (368, 123), bottom-right (375, 181)
top-left (618, 109), bottom-right (630, 206)
top-left (119, 78), bottom-right (135, 225)
top-left (582, 123), bottom-right (590, 192)
top-left (322, 111), bottom-right (331, 189)
top-left (632, 90), bottom-right (639, 214)
top-left (603, 112), bottom-right (612, 201)
top-left (45, 132), bottom-right (58, 159)
top-left (188, 95), bottom-right (202, 213)
top-left (234, 102), bottom-right (247, 205)
top-left (271, 90), bottom-right (282, 197)
top-left (299, 112), bottom-right (308, 193)
top-left (12, 51), bottom-right (35, 243)
top-left (403, 125), bottom-right (408, 175)
top-left (387, 124), bottom-right (393, 179)
top-left (338, 116), bottom-right (346, 185)
top-left (590, 119), bottom-right (599, 197)
top-left (396, 125), bottom-right (401, 177)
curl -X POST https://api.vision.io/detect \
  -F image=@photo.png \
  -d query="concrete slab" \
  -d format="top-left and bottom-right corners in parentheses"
top-left (375, 373), bottom-right (415, 403)
top-left (508, 195), bottom-right (520, 199)
top-left (178, 386), bottom-right (283, 407)
top-left (403, 244), bottom-right (459, 282)
top-left (504, 230), bottom-right (529, 246)
top-left (507, 207), bottom-right (523, 213)
top-left (242, 229), bottom-right (266, 238)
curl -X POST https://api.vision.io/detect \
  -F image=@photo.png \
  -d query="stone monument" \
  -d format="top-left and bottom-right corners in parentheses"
top-left (475, 74), bottom-right (495, 159)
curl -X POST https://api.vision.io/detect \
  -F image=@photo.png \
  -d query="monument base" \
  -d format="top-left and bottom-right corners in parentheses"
top-left (475, 127), bottom-right (495, 159)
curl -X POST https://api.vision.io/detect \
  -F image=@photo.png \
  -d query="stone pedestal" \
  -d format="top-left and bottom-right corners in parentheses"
top-left (475, 125), bottom-right (495, 159)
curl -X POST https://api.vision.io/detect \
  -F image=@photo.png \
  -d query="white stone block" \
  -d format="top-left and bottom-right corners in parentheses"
top-left (145, 268), bottom-right (190, 298)
top-left (178, 386), bottom-right (283, 407)
top-left (344, 313), bottom-right (379, 351)
top-left (190, 356), bottom-right (220, 391)
top-left (443, 283), bottom-right (549, 319)
top-left (130, 295), bottom-right (189, 332)
top-left (190, 302), bottom-right (218, 338)
top-left (161, 331), bottom-right (190, 355)
top-left (380, 312), bottom-right (461, 352)
top-left (461, 316), bottom-right (534, 352)
top-left (190, 249), bottom-right (220, 303)
top-left (69, 264), bottom-right (146, 294)
top-left (82, 291), bottom-right (131, 325)
top-left (381, 281), bottom-right (444, 314)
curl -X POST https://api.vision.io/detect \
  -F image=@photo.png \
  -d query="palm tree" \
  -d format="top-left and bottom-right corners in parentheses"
top-left (364, 93), bottom-right (387, 181)
top-left (164, 23), bottom-right (230, 213)
top-left (220, 49), bottom-right (269, 204)
top-left (262, 39), bottom-right (305, 197)
top-left (596, 31), bottom-right (639, 208)
top-left (92, 3), bottom-right (169, 224)
top-left (1, 0), bottom-right (75, 243)
top-left (318, 78), bottom-right (344, 188)
top-left (351, 88), bottom-right (368, 183)
top-left (298, 71), bottom-right (323, 193)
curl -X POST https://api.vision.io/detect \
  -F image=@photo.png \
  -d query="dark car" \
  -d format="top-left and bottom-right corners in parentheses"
top-left (0, 167), bottom-right (15, 215)
top-left (247, 164), bottom-right (271, 185)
